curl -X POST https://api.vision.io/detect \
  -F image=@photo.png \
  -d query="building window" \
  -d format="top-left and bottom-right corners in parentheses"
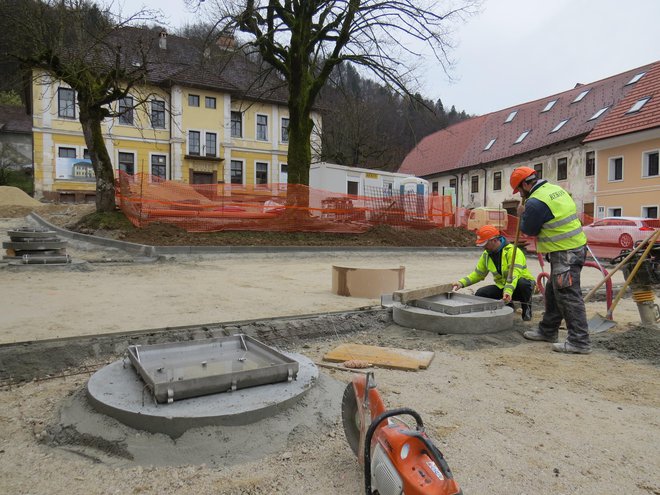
top-left (449, 178), bottom-right (457, 190)
top-left (58, 147), bottom-right (76, 158)
top-left (550, 119), bottom-right (569, 133)
top-left (347, 180), bottom-right (359, 195)
top-left (205, 132), bottom-right (217, 157)
top-left (255, 162), bottom-right (268, 184)
top-left (643, 151), bottom-right (659, 177)
top-left (504, 110), bottom-right (517, 123)
top-left (584, 151), bottom-right (595, 177)
top-left (642, 206), bottom-right (658, 218)
top-left (514, 130), bottom-right (530, 144)
top-left (572, 89), bottom-right (590, 103)
top-left (118, 96), bottom-right (133, 125)
top-left (256, 114), bottom-right (268, 141)
top-left (83, 149), bottom-right (90, 159)
top-left (432, 182), bottom-right (439, 194)
top-left (557, 157), bottom-right (568, 181)
top-left (627, 97), bottom-right (651, 114)
top-left (484, 138), bottom-right (496, 151)
top-left (231, 111), bottom-right (243, 138)
top-left (58, 88), bottom-right (75, 118)
top-left (533, 163), bottom-right (543, 179)
top-left (281, 117), bottom-right (289, 143)
top-left (541, 99), bottom-right (557, 112)
top-left (589, 107), bottom-right (608, 121)
top-left (205, 96), bottom-right (216, 109)
top-left (151, 100), bottom-right (165, 128)
top-left (493, 171), bottom-right (502, 191)
top-left (470, 175), bottom-right (479, 193)
top-left (609, 157), bottom-right (623, 181)
top-left (608, 207), bottom-right (622, 217)
top-left (230, 160), bottom-right (243, 184)
top-left (626, 72), bottom-right (646, 85)
top-left (188, 94), bottom-right (200, 107)
top-left (118, 152), bottom-right (135, 175)
top-left (188, 131), bottom-right (201, 155)
top-left (151, 155), bottom-right (166, 179)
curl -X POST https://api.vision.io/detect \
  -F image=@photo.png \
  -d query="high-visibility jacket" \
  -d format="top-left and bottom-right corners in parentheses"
top-left (529, 182), bottom-right (587, 253)
top-left (459, 243), bottom-right (535, 297)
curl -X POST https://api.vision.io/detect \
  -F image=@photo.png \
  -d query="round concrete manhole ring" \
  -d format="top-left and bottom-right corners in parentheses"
top-left (87, 352), bottom-right (318, 437)
top-left (393, 303), bottom-right (514, 334)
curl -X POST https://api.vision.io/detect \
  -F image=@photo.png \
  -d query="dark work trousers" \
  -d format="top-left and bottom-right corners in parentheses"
top-left (475, 278), bottom-right (534, 311)
top-left (537, 246), bottom-right (591, 349)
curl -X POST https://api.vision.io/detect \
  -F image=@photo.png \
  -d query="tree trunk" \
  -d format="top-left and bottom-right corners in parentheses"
top-left (79, 107), bottom-right (116, 212)
top-left (285, 104), bottom-right (314, 214)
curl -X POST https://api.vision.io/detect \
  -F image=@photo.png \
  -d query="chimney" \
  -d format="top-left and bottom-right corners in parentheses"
top-left (216, 31), bottom-right (236, 51)
top-left (159, 30), bottom-right (167, 50)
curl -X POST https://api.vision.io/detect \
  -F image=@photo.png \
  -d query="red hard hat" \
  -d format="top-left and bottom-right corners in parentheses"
top-left (475, 225), bottom-right (500, 246)
top-left (510, 166), bottom-right (536, 193)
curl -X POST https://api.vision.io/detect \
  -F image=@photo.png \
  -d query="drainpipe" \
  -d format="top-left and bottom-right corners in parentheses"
top-left (480, 166), bottom-right (487, 206)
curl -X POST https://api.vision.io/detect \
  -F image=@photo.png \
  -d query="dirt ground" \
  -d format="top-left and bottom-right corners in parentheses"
top-left (0, 199), bottom-right (659, 495)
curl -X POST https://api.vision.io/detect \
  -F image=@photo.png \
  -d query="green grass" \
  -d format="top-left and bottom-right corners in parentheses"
top-left (1, 169), bottom-right (34, 195)
top-left (74, 210), bottom-right (135, 231)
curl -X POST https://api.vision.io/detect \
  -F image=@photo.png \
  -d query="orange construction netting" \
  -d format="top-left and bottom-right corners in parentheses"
top-left (115, 173), bottom-right (456, 233)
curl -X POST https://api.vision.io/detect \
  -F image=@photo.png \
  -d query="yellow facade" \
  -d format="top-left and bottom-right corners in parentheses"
top-left (31, 71), bottom-right (313, 201)
top-left (595, 136), bottom-right (660, 217)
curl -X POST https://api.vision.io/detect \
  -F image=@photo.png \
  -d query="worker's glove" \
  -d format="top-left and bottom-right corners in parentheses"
top-left (452, 282), bottom-right (462, 291)
top-left (502, 293), bottom-right (512, 303)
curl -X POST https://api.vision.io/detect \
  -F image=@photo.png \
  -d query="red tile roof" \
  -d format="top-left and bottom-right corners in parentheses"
top-left (399, 62), bottom-right (658, 176)
top-left (584, 61), bottom-right (660, 142)
top-left (0, 105), bottom-right (32, 134)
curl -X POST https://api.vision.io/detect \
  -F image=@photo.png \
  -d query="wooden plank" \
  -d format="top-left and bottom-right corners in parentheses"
top-left (393, 283), bottom-right (454, 303)
top-left (323, 343), bottom-right (434, 371)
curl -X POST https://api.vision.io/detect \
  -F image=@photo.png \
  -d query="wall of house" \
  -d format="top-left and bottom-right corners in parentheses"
top-left (426, 144), bottom-right (596, 214)
top-left (595, 135), bottom-right (660, 217)
top-left (0, 133), bottom-right (32, 168)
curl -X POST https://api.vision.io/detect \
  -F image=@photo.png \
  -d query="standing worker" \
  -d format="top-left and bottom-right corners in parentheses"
top-left (510, 166), bottom-right (591, 354)
top-left (452, 224), bottom-right (535, 321)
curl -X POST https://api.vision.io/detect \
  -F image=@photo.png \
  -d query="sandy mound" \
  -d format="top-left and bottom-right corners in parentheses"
top-left (0, 186), bottom-right (45, 217)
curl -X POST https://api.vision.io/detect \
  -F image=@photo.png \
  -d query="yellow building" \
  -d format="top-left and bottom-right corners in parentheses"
top-left (31, 29), bottom-right (321, 202)
top-left (584, 61), bottom-right (660, 219)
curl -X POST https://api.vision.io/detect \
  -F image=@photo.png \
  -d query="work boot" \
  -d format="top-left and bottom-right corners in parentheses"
top-left (552, 342), bottom-right (592, 354)
top-left (522, 303), bottom-right (533, 321)
top-left (523, 328), bottom-right (557, 343)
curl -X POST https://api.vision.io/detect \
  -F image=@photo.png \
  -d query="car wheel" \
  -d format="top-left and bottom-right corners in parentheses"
top-left (619, 233), bottom-right (633, 248)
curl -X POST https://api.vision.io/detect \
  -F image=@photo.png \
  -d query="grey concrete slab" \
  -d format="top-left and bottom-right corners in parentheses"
top-left (87, 352), bottom-right (318, 437)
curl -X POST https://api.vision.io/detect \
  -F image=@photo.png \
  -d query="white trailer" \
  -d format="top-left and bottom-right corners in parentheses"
top-left (309, 162), bottom-right (429, 219)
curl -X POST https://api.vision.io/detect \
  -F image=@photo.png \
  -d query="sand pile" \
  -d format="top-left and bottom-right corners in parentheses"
top-left (0, 185), bottom-right (45, 217)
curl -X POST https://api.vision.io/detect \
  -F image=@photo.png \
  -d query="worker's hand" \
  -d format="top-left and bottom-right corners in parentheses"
top-left (452, 281), bottom-right (462, 292)
top-left (502, 293), bottom-right (512, 303)
top-left (517, 204), bottom-right (525, 216)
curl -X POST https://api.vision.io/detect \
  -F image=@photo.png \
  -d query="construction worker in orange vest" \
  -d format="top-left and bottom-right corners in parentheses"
top-left (452, 224), bottom-right (536, 321)
top-left (510, 166), bottom-right (591, 354)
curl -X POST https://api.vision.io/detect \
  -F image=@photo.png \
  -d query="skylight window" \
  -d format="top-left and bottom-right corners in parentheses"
top-left (484, 138), bottom-right (496, 151)
top-left (504, 110), bottom-right (517, 123)
top-left (626, 72), bottom-right (646, 85)
top-left (550, 119), bottom-right (569, 133)
top-left (514, 130), bottom-right (530, 144)
top-left (542, 99), bottom-right (557, 112)
top-left (627, 97), bottom-right (651, 114)
top-left (588, 107), bottom-right (609, 121)
top-left (572, 89), bottom-right (590, 103)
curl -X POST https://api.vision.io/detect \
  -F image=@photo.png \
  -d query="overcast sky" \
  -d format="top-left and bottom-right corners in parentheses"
top-left (124, 0), bottom-right (660, 116)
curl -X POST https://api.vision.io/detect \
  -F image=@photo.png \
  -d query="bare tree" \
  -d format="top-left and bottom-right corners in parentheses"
top-left (205, 0), bottom-right (479, 202)
top-left (4, 0), bottom-right (159, 212)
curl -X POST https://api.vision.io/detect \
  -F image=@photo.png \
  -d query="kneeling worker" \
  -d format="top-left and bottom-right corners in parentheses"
top-left (452, 225), bottom-right (535, 321)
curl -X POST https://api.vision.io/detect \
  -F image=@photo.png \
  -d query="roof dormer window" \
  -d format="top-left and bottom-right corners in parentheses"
top-left (542, 99), bottom-right (557, 112)
top-left (626, 97), bottom-right (651, 114)
top-left (626, 72), bottom-right (646, 85)
top-left (550, 119), bottom-right (569, 133)
top-left (572, 89), bottom-right (590, 103)
top-left (484, 138), bottom-right (496, 151)
top-left (588, 107), bottom-right (609, 121)
top-left (514, 130), bottom-right (530, 144)
top-left (504, 110), bottom-right (517, 123)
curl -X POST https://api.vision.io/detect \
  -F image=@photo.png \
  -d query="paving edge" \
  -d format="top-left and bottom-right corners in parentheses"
top-left (28, 212), bottom-right (481, 256)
